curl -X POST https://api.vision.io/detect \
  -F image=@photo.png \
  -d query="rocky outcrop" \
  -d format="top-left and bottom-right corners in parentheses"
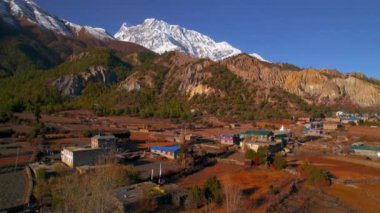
top-left (117, 52), bottom-right (380, 109)
top-left (186, 84), bottom-right (216, 98)
top-left (52, 66), bottom-right (116, 97)
top-left (221, 54), bottom-right (380, 107)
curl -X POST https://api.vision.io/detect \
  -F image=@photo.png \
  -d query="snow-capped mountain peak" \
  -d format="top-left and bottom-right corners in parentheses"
top-left (1, 0), bottom-right (113, 40)
top-left (114, 18), bottom-right (242, 61)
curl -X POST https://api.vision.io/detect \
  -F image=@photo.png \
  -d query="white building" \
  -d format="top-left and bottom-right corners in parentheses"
top-left (61, 147), bottom-right (103, 168)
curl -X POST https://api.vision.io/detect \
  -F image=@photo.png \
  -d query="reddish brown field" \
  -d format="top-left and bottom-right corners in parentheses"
top-left (179, 163), bottom-right (244, 187)
top-left (342, 126), bottom-right (380, 142)
top-left (0, 155), bottom-right (33, 167)
top-left (294, 156), bottom-right (380, 180)
top-left (327, 183), bottom-right (380, 213)
top-left (291, 154), bottom-right (380, 213)
top-left (179, 162), bottom-right (296, 212)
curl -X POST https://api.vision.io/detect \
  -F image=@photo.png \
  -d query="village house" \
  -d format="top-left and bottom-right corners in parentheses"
top-left (151, 145), bottom-right (181, 160)
top-left (323, 122), bottom-right (343, 131)
top-left (304, 121), bottom-right (323, 129)
top-left (61, 147), bottom-right (103, 168)
top-left (341, 116), bottom-right (364, 125)
top-left (219, 134), bottom-right (240, 146)
top-left (240, 141), bottom-right (283, 153)
top-left (350, 144), bottom-right (380, 158)
top-left (239, 130), bottom-right (273, 142)
top-left (325, 117), bottom-right (341, 123)
top-left (91, 135), bottom-right (116, 150)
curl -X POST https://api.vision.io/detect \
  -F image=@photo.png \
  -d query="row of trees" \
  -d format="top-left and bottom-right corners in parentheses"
top-left (244, 147), bottom-right (287, 169)
top-left (33, 163), bottom-right (140, 212)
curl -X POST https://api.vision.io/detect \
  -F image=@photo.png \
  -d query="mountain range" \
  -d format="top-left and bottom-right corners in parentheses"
top-left (0, 0), bottom-right (379, 120)
top-left (114, 18), bottom-right (267, 61)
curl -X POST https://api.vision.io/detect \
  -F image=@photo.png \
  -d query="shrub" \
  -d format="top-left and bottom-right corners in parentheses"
top-left (273, 153), bottom-right (287, 169)
top-left (257, 146), bottom-right (269, 165)
top-left (36, 168), bottom-right (47, 181)
top-left (300, 162), bottom-right (330, 188)
top-left (187, 185), bottom-right (203, 209)
top-left (204, 176), bottom-right (222, 204)
top-left (245, 149), bottom-right (255, 160)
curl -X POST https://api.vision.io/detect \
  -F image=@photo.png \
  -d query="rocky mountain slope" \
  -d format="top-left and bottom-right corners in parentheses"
top-left (0, 0), bottom-right (148, 76)
top-left (114, 18), bottom-right (266, 62)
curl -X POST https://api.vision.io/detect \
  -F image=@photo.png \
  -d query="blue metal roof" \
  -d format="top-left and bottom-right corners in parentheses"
top-left (151, 145), bottom-right (180, 152)
top-left (342, 116), bottom-right (362, 121)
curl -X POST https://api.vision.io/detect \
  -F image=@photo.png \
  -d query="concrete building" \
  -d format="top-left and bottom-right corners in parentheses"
top-left (325, 117), bottom-right (341, 123)
top-left (219, 134), bottom-right (240, 146)
top-left (240, 141), bottom-right (283, 153)
top-left (342, 117), bottom-right (363, 125)
top-left (151, 145), bottom-right (181, 160)
top-left (239, 130), bottom-right (273, 142)
top-left (61, 147), bottom-right (103, 168)
top-left (323, 122), bottom-right (343, 130)
top-left (350, 144), bottom-right (380, 158)
top-left (91, 135), bottom-right (116, 150)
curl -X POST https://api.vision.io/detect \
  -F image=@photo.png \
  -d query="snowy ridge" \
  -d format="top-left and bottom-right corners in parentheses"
top-left (250, 53), bottom-right (270, 63)
top-left (115, 18), bottom-right (246, 61)
top-left (64, 21), bottom-right (113, 40)
top-left (1, 0), bottom-right (113, 40)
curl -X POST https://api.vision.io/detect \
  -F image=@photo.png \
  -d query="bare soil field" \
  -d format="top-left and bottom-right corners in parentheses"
top-left (293, 156), bottom-right (380, 180)
top-left (340, 126), bottom-right (380, 142)
top-left (0, 154), bottom-right (33, 168)
top-left (327, 183), bottom-right (380, 213)
top-left (179, 162), bottom-right (296, 212)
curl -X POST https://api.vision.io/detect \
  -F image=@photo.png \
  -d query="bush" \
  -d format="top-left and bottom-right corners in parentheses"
top-left (300, 162), bottom-right (330, 188)
top-left (245, 149), bottom-right (255, 160)
top-left (204, 176), bottom-right (222, 204)
top-left (187, 185), bottom-right (203, 209)
top-left (36, 168), bottom-right (47, 181)
top-left (257, 146), bottom-right (269, 165)
top-left (273, 153), bottom-right (287, 169)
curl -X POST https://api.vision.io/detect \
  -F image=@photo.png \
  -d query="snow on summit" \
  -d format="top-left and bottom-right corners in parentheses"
top-left (114, 18), bottom-right (245, 61)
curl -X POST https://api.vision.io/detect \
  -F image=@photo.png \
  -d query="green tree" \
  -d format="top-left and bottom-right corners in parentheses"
top-left (273, 153), bottom-right (287, 169)
top-left (187, 185), bottom-right (203, 209)
top-left (204, 176), bottom-right (222, 204)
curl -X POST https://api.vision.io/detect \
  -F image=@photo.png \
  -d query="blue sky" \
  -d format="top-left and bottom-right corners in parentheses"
top-left (35, 0), bottom-right (380, 79)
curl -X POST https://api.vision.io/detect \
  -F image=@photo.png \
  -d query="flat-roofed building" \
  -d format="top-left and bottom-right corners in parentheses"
top-left (350, 144), bottom-right (380, 158)
top-left (151, 145), bottom-right (180, 160)
top-left (61, 147), bottom-right (103, 168)
top-left (240, 141), bottom-right (283, 153)
top-left (91, 135), bottom-right (116, 150)
top-left (239, 130), bottom-right (273, 142)
top-left (323, 122), bottom-right (343, 130)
